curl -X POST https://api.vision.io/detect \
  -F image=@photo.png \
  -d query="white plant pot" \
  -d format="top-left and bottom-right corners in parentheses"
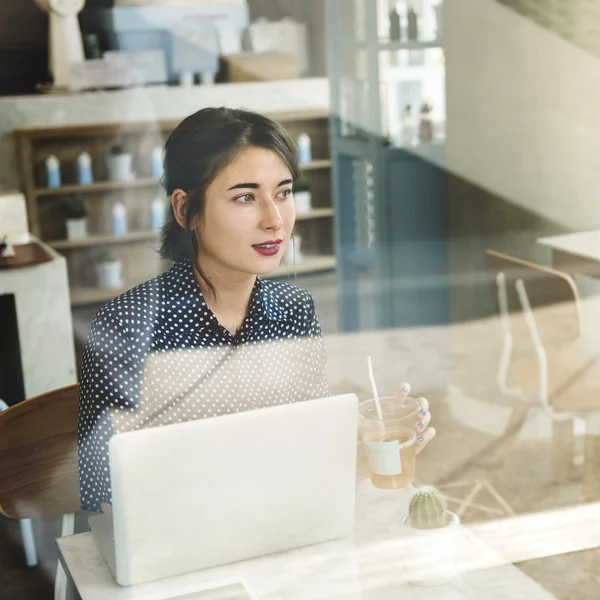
top-left (95, 260), bottom-right (123, 290)
top-left (65, 218), bottom-right (87, 240)
top-left (295, 190), bottom-right (312, 213)
top-left (106, 154), bottom-right (134, 181)
top-left (402, 511), bottom-right (460, 585)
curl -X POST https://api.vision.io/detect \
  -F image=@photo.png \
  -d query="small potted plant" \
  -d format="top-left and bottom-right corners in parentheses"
top-left (293, 176), bottom-right (312, 214)
top-left (402, 486), bottom-right (460, 585)
top-left (61, 196), bottom-right (87, 240)
top-left (95, 250), bottom-right (123, 290)
top-left (105, 144), bottom-right (134, 182)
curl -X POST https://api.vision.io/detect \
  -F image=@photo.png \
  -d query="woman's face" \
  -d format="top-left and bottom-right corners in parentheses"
top-left (196, 146), bottom-right (296, 277)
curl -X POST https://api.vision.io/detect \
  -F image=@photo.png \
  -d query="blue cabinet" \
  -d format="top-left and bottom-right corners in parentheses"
top-left (326, 0), bottom-right (449, 331)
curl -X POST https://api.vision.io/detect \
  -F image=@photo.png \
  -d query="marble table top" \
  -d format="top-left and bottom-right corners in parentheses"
top-left (57, 457), bottom-right (559, 600)
top-left (538, 229), bottom-right (600, 262)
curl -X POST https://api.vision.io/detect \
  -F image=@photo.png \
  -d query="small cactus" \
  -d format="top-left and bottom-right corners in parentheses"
top-left (408, 486), bottom-right (448, 529)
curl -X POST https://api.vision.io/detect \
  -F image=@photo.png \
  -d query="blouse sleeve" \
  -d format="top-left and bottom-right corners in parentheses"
top-left (77, 305), bottom-right (146, 513)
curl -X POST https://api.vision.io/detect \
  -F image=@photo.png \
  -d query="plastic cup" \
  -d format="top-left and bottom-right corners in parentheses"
top-left (358, 396), bottom-right (422, 489)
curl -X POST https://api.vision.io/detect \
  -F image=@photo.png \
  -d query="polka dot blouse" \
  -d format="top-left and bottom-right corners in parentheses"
top-left (77, 258), bottom-right (329, 513)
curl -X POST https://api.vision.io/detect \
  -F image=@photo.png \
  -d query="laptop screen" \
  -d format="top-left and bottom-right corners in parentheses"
top-left (169, 582), bottom-right (254, 600)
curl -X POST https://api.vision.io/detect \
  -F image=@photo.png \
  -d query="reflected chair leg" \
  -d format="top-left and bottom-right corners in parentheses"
top-left (19, 519), bottom-right (38, 567)
top-left (583, 415), bottom-right (600, 502)
top-left (55, 513), bottom-right (75, 600)
top-left (552, 419), bottom-right (574, 484)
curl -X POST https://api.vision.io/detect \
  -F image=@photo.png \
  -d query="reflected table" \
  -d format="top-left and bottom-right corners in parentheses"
top-left (58, 446), bottom-right (558, 599)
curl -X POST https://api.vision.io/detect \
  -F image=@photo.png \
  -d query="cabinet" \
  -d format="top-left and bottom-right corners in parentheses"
top-left (14, 109), bottom-right (335, 306)
top-left (326, 0), bottom-right (449, 331)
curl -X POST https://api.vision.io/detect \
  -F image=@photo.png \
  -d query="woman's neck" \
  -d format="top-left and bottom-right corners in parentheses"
top-left (193, 256), bottom-right (257, 332)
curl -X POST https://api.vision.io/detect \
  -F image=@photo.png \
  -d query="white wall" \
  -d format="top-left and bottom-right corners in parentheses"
top-left (445, 0), bottom-right (600, 231)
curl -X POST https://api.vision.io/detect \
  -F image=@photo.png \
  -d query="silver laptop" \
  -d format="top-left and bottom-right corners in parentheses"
top-left (89, 393), bottom-right (359, 587)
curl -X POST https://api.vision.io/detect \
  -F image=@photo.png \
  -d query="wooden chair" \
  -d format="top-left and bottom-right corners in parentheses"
top-left (485, 250), bottom-right (600, 497)
top-left (0, 384), bottom-right (80, 600)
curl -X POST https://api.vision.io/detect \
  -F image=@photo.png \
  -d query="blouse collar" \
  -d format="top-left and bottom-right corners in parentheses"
top-left (167, 259), bottom-right (289, 327)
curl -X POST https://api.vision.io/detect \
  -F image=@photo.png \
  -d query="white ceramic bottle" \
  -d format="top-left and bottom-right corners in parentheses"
top-left (150, 196), bottom-right (166, 231)
top-left (111, 200), bottom-right (128, 236)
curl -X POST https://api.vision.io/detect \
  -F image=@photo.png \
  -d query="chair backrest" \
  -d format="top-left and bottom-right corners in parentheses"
top-left (0, 384), bottom-right (80, 519)
top-left (485, 249), bottom-right (582, 347)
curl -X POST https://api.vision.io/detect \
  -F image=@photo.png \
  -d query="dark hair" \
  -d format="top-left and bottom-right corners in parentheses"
top-left (159, 107), bottom-right (300, 297)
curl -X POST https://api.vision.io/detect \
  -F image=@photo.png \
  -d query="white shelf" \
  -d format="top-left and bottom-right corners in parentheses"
top-left (267, 255), bottom-right (337, 279)
top-left (300, 159), bottom-right (332, 171)
top-left (295, 207), bottom-right (334, 221)
top-left (347, 40), bottom-right (443, 52)
top-left (36, 178), bottom-right (160, 198)
top-left (50, 230), bottom-right (159, 250)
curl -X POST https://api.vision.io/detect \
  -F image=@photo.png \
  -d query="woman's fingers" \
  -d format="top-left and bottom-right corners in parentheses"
top-left (395, 382), bottom-right (411, 398)
top-left (415, 410), bottom-right (431, 433)
top-left (416, 426), bottom-right (436, 454)
top-left (416, 396), bottom-right (429, 412)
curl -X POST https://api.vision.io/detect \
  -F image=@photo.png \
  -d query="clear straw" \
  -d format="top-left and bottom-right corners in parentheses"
top-left (367, 356), bottom-right (383, 421)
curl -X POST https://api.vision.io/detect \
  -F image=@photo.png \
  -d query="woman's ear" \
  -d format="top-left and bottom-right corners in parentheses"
top-left (171, 189), bottom-right (189, 229)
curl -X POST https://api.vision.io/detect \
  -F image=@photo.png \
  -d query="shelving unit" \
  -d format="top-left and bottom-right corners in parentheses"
top-left (326, 0), bottom-right (449, 332)
top-left (15, 110), bottom-right (336, 306)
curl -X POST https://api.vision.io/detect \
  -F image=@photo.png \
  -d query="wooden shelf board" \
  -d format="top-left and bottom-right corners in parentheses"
top-left (36, 178), bottom-right (160, 198)
top-left (295, 207), bottom-right (334, 221)
top-left (16, 109), bottom-right (329, 140)
top-left (267, 255), bottom-right (337, 279)
top-left (347, 39), bottom-right (442, 51)
top-left (49, 230), bottom-right (160, 250)
top-left (301, 159), bottom-right (332, 171)
top-left (71, 285), bottom-right (134, 306)
top-left (70, 255), bottom-right (336, 306)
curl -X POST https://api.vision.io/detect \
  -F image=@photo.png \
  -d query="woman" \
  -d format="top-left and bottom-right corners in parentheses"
top-left (77, 107), bottom-right (435, 513)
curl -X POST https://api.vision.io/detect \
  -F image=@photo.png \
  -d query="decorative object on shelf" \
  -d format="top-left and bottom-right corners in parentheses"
top-left (61, 196), bottom-right (88, 240)
top-left (45, 155), bottom-right (62, 188)
top-left (76, 151), bottom-right (94, 185)
top-left (150, 146), bottom-right (164, 180)
top-left (179, 71), bottom-right (195, 87)
top-left (172, 17), bottom-right (220, 88)
top-left (293, 177), bottom-right (312, 213)
top-left (95, 250), bottom-right (123, 290)
top-left (106, 145), bottom-right (134, 182)
top-left (284, 234), bottom-right (303, 263)
top-left (401, 104), bottom-right (416, 147)
top-left (418, 102), bottom-right (434, 143)
top-left (245, 17), bottom-right (309, 77)
top-left (433, 0), bottom-right (443, 41)
top-left (150, 196), bottom-right (167, 231)
top-left (200, 72), bottom-right (215, 85)
top-left (111, 200), bottom-right (128, 236)
top-left (407, 4), bottom-right (419, 41)
top-left (389, 4), bottom-right (401, 41)
top-left (83, 33), bottom-right (102, 59)
top-left (296, 133), bottom-right (312, 165)
top-left (403, 486), bottom-right (460, 585)
top-left (103, 49), bottom-right (168, 86)
top-left (0, 235), bottom-right (15, 259)
top-left (34, 0), bottom-right (86, 90)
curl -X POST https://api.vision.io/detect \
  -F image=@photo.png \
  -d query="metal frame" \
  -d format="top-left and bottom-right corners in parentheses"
top-left (494, 271), bottom-right (576, 422)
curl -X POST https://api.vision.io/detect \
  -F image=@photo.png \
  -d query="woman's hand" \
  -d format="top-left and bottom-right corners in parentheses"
top-left (396, 382), bottom-right (436, 454)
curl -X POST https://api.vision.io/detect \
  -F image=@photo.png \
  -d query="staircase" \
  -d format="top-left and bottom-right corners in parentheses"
top-left (495, 0), bottom-right (600, 58)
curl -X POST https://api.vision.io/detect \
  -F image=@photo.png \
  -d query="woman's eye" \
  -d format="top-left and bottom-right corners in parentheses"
top-left (235, 194), bottom-right (254, 203)
top-left (277, 188), bottom-right (292, 200)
